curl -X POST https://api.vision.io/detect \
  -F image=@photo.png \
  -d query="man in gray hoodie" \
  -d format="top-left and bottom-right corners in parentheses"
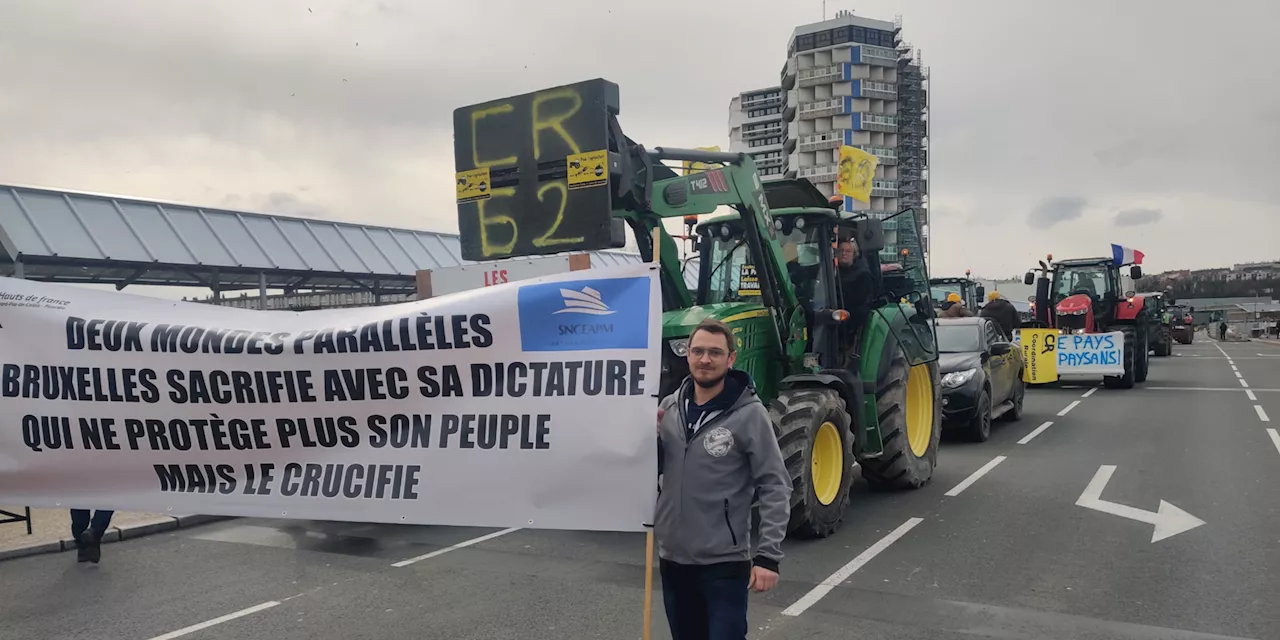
top-left (655, 318), bottom-right (792, 639)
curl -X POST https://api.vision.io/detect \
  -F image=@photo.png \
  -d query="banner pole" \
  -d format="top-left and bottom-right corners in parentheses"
top-left (642, 225), bottom-right (663, 640)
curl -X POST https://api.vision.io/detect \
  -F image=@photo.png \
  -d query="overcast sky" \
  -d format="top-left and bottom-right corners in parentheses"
top-left (1, 0), bottom-right (1277, 283)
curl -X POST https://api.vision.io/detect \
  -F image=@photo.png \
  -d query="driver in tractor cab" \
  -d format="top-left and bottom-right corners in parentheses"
top-left (836, 238), bottom-right (873, 341)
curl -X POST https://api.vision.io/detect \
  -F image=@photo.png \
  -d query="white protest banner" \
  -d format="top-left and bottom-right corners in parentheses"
top-left (1054, 331), bottom-right (1125, 375)
top-left (0, 263), bottom-right (661, 532)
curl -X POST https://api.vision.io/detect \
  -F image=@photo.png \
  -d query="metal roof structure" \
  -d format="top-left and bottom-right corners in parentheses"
top-left (0, 184), bottom-right (642, 294)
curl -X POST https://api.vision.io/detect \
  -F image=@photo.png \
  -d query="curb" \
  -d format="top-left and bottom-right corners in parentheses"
top-left (0, 514), bottom-right (235, 563)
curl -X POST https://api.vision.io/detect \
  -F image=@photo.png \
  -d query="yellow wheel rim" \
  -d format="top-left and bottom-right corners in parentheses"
top-left (811, 421), bottom-right (843, 506)
top-left (905, 363), bottom-right (934, 457)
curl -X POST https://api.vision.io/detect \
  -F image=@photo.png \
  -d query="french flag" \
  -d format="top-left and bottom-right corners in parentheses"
top-left (1111, 244), bottom-right (1144, 266)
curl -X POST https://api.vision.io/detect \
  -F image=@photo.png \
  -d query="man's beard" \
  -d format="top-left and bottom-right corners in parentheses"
top-left (693, 370), bottom-right (726, 389)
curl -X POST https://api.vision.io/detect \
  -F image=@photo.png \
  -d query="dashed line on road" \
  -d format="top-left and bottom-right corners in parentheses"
top-left (1247, 389), bottom-right (1258, 401)
top-left (1268, 429), bottom-right (1280, 456)
top-left (945, 456), bottom-right (1007, 497)
top-left (1018, 421), bottom-right (1054, 445)
top-left (1256, 406), bottom-right (1271, 422)
top-left (781, 517), bottom-right (923, 617)
top-left (1082, 387), bottom-right (1098, 398)
top-left (1058, 400), bottom-right (1081, 416)
top-left (1235, 371), bottom-right (1243, 378)
top-left (1240, 379), bottom-right (1250, 388)
top-left (147, 601), bottom-right (281, 640)
top-left (391, 527), bottom-right (521, 567)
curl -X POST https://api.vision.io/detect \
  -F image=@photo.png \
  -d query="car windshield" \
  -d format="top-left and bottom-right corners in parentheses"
top-left (936, 324), bottom-right (982, 353)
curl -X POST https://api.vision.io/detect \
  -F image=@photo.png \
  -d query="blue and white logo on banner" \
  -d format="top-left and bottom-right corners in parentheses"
top-left (517, 277), bottom-right (651, 351)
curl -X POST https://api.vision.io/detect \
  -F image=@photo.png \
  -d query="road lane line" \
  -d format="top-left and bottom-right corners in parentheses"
top-left (1240, 379), bottom-right (1250, 388)
top-left (1082, 387), bottom-right (1098, 398)
top-left (1268, 429), bottom-right (1280, 455)
top-left (1235, 371), bottom-right (1243, 378)
top-left (781, 517), bottom-right (922, 617)
top-left (945, 456), bottom-right (1007, 497)
top-left (1139, 386), bottom-right (1279, 392)
top-left (148, 601), bottom-right (281, 640)
top-left (1256, 406), bottom-right (1271, 422)
top-left (1018, 421), bottom-right (1054, 445)
top-left (1231, 365), bottom-right (1239, 371)
top-left (1247, 390), bottom-right (1257, 401)
top-left (391, 527), bottom-right (521, 567)
top-left (1057, 400), bottom-right (1081, 416)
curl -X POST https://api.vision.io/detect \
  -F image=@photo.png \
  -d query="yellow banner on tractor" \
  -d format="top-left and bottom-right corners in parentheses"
top-left (682, 146), bottom-right (722, 175)
top-left (1019, 328), bottom-right (1060, 384)
top-left (836, 145), bottom-right (879, 204)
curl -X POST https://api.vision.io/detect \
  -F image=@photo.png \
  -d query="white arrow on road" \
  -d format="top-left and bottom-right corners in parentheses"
top-left (1075, 465), bottom-right (1206, 543)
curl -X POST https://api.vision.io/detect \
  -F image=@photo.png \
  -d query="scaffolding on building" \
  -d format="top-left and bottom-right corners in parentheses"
top-left (894, 16), bottom-right (931, 266)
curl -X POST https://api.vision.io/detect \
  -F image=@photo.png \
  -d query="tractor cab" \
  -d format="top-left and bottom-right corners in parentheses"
top-left (1025, 257), bottom-right (1142, 333)
top-left (929, 273), bottom-right (985, 311)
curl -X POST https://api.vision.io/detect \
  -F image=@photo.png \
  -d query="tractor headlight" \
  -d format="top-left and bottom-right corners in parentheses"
top-left (668, 338), bottom-right (689, 357)
top-left (941, 368), bottom-right (977, 388)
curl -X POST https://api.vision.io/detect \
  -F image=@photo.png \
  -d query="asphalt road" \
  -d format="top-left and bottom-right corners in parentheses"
top-left (2, 337), bottom-right (1277, 640)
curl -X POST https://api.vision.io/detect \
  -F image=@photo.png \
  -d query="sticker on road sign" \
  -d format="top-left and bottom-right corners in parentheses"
top-left (456, 167), bottom-right (491, 203)
top-left (567, 150), bottom-right (608, 190)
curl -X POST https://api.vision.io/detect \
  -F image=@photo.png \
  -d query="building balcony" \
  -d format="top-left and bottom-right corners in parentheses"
top-left (781, 58), bottom-right (797, 89)
top-left (742, 123), bottom-right (785, 140)
top-left (798, 97), bottom-right (849, 120)
top-left (854, 113), bottom-right (898, 133)
top-left (856, 145), bottom-right (898, 165)
top-left (741, 92), bottom-right (784, 110)
top-left (798, 164), bottom-right (839, 182)
top-left (872, 180), bottom-right (899, 198)
top-left (798, 132), bottom-right (843, 153)
top-left (751, 154), bottom-right (785, 169)
top-left (853, 80), bottom-right (897, 100)
top-left (852, 45), bottom-right (898, 67)
top-left (798, 64), bottom-right (845, 88)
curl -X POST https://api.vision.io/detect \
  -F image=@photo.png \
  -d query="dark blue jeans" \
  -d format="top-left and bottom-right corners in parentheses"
top-left (660, 559), bottom-right (750, 640)
top-left (70, 509), bottom-right (114, 540)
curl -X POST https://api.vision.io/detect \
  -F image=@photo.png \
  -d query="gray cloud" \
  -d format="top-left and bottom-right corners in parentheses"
top-left (1027, 196), bottom-right (1087, 230)
top-left (0, 0), bottom-right (1276, 282)
top-left (1113, 207), bottom-right (1163, 227)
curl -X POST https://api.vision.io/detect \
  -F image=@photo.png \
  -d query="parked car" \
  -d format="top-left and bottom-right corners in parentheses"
top-left (937, 316), bottom-right (1026, 442)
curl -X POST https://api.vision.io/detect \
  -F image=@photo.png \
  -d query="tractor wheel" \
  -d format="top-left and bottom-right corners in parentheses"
top-left (771, 387), bottom-right (852, 538)
top-left (860, 335), bottom-right (941, 490)
top-left (1104, 327), bottom-right (1137, 389)
top-left (1135, 327), bottom-right (1150, 383)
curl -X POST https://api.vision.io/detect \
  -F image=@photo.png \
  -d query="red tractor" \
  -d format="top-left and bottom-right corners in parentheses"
top-left (1023, 255), bottom-right (1149, 389)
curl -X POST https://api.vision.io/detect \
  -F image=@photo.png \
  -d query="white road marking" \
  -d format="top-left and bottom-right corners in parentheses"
top-left (1235, 371), bottom-right (1243, 378)
top-left (945, 456), bottom-right (1007, 497)
top-left (1075, 466), bottom-right (1206, 543)
top-left (1269, 429), bottom-right (1280, 456)
top-left (1082, 387), bottom-right (1098, 398)
top-left (1018, 421), bottom-right (1054, 445)
top-left (1256, 405), bottom-right (1270, 422)
top-left (391, 527), bottom-right (521, 567)
top-left (781, 517), bottom-right (923, 617)
top-left (148, 601), bottom-right (281, 640)
top-left (1247, 389), bottom-right (1258, 401)
top-left (1057, 400), bottom-right (1081, 416)
top-left (1240, 379), bottom-right (1250, 388)
top-left (1139, 386), bottom-right (1279, 392)
top-left (1231, 365), bottom-right (1238, 371)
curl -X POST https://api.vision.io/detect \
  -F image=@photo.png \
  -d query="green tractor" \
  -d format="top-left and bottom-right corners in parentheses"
top-left (930, 272), bottom-right (985, 311)
top-left (452, 79), bottom-right (942, 538)
top-left (1140, 292), bottom-right (1174, 357)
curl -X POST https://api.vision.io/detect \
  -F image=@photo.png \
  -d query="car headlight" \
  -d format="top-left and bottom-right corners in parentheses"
top-left (941, 368), bottom-right (977, 388)
top-left (669, 338), bottom-right (689, 357)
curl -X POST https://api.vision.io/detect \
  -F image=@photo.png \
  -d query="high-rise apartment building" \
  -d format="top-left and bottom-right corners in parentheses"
top-left (728, 10), bottom-right (929, 259)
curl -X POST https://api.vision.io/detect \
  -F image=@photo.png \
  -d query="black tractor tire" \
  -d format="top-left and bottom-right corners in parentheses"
top-left (1002, 376), bottom-right (1026, 422)
top-left (1104, 327), bottom-right (1137, 389)
top-left (860, 335), bottom-right (941, 490)
top-left (771, 387), bottom-right (852, 538)
top-left (964, 389), bottom-right (993, 442)
top-left (1135, 326), bottom-right (1150, 383)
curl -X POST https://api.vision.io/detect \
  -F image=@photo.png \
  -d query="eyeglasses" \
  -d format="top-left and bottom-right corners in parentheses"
top-left (689, 347), bottom-right (728, 360)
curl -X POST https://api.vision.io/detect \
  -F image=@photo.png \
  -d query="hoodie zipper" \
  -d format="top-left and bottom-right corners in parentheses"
top-left (723, 499), bottom-right (738, 547)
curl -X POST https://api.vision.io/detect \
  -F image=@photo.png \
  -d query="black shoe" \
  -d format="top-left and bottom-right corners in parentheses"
top-left (79, 531), bottom-right (101, 564)
top-left (75, 533), bottom-right (89, 563)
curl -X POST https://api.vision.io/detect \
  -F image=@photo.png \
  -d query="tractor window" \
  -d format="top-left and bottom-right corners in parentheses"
top-left (698, 221), bottom-right (831, 307)
top-left (931, 283), bottom-right (963, 306)
top-left (881, 209), bottom-right (931, 300)
top-left (1053, 265), bottom-right (1110, 301)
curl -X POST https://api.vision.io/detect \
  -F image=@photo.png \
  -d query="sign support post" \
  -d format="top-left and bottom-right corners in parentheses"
top-left (642, 226), bottom-right (661, 640)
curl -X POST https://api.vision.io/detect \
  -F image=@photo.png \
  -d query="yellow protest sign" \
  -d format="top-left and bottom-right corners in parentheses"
top-left (1019, 328), bottom-right (1060, 384)
top-left (836, 145), bottom-right (878, 203)
top-left (455, 167), bottom-right (491, 203)
top-left (682, 146), bottom-right (722, 175)
top-left (567, 149), bottom-right (608, 190)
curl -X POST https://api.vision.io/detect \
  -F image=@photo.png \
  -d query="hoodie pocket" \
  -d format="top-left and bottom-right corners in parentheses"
top-left (722, 499), bottom-right (738, 547)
